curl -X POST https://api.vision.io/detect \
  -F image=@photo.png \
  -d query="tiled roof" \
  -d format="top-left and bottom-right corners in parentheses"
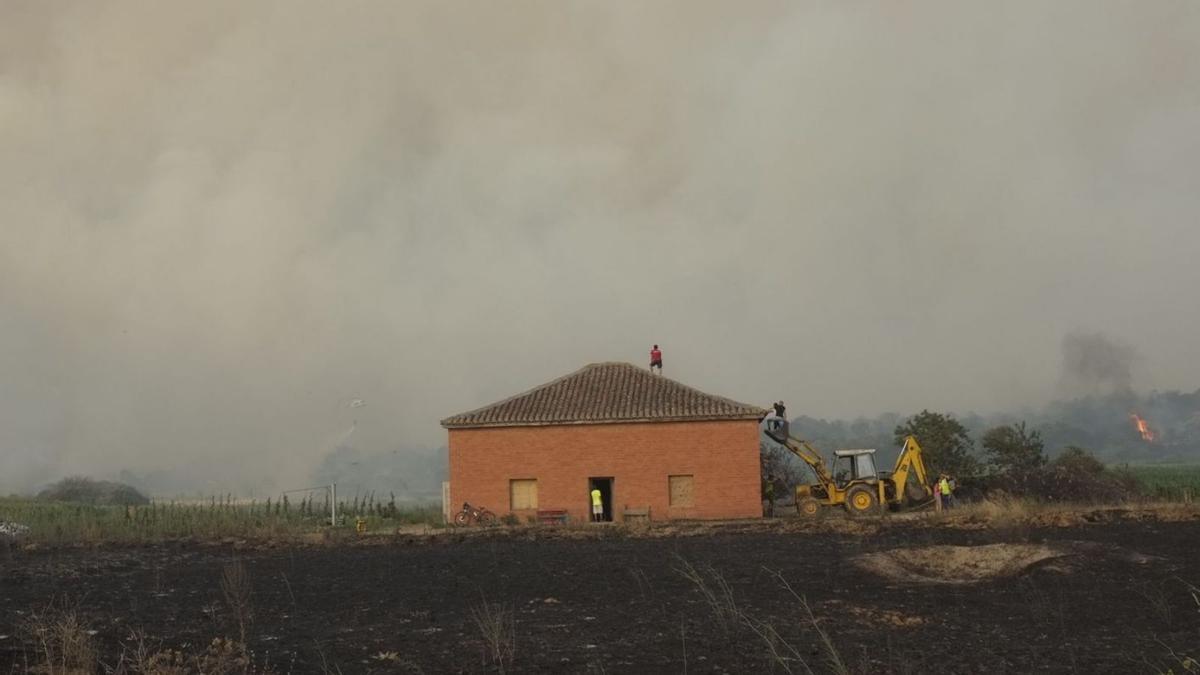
top-left (441, 362), bottom-right (767, 429)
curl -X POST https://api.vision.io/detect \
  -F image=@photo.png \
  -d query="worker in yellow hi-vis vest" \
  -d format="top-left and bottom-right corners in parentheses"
top-left (939, 474), bottom-right (954, 510)
top-left (590, 487), bottom-right (603, 522)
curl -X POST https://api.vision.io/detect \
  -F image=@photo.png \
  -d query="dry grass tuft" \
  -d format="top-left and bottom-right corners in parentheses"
top-left (370, 651), bottom-right (425, 673)
top-left (673, 558), bottom-right (741, 635)
top-left (764, 568), bottom-right (848, 675)
top-left (19, 598), bottom-right (279, 674)
top-left (965, 493), bottom-right (1035, 521)
top-left (471, 596), bottom-right (516, 673)
top-left (675, 558), bottom-right (847, 675)
top-left (220, 560), bottom-right (253, 647)
top-left (23, 601), bottom-right (98, 675)
top-left (112, 633), bottom-right (277, 674)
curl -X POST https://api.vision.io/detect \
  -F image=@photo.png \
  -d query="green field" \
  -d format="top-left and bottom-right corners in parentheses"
top-left (0, 495), bottom-right (444, 544)
top-left (1121, 464), bottom-right (1200, 501)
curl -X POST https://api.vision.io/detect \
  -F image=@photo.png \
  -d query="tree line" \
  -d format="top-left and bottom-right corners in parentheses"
top-left (763, 410), bottom-right (1137, 501)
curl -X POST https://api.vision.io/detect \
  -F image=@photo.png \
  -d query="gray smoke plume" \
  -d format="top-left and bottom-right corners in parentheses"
top-left (1058, 333), bottom-right (1137, 397)
top-left (2, 2), bottom-right (1199, 495)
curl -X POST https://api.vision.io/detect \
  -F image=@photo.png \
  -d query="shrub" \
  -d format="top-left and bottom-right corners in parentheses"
top-left (971, 461), bottom-right (1136, 503)
top-left (1053, 446), bottom-right (1106, 476)
top-left (982, 422), bottom-right (1046, 473)
top-left (38, 477), bottom-right (150, 506)
top-left (894, 410), bottom-right (981, 477)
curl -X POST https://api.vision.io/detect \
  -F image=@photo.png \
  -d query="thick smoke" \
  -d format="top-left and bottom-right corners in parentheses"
top-left (793, 331), bottom-right (1198, 464)
top-left (2, 2), bottom-right (1199, 495)
top-left (1058, 333), bottom-right (1136, 397)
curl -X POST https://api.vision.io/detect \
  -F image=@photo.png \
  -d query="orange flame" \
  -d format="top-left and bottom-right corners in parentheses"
top-left (1130, 413), bottom-right (1156, 443)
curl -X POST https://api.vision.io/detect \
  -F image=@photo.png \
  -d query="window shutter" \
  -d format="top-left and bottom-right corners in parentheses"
top-left (668, 475), bottom-right (694, 507)
top-left (509, 479), bottom-right (538, 510)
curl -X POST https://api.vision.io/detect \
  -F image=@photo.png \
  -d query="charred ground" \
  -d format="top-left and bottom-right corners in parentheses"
top-left (2, 511), bottom-right (1199, 673)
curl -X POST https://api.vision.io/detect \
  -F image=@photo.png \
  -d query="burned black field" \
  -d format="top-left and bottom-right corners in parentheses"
top-left (2, 516), bottom-right (1199, 674)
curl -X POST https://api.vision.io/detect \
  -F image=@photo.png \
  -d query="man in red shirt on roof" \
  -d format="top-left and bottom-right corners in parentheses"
top-left (649, 344), bottom-right (663, 374)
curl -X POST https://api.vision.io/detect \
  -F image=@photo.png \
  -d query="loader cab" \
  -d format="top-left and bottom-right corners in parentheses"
top-left (832, 449), bottom-right (879, 487)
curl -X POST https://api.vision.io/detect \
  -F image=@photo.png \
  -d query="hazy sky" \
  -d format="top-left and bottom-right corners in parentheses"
top-left (2, 1), bottom-right (1198, 493)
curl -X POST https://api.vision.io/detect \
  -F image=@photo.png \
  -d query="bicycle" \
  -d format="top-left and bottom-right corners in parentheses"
top-left (452, 501), bottom-right (497, 526)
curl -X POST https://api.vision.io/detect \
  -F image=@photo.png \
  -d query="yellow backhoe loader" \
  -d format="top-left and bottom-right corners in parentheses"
top-left (770, 430), bottom-right (933, 517)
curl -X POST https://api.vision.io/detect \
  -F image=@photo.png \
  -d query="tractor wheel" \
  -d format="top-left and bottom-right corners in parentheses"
top-left (844, 486), bottom-right (879, 517)
top-left (796, 498), bottom-right (822, 518)
top-left (453, 511), bottom-right (471, 527)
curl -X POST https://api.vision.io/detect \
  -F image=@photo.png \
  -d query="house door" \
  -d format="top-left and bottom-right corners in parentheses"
top-left (588, 477), bottom-right (614, 522)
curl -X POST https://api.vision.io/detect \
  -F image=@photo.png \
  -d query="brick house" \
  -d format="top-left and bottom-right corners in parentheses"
top-left (441, 362), bottom-right (767, 522)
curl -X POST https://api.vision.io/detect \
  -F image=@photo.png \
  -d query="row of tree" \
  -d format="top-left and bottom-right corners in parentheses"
top-left (894, 410), bottom-right (1136, 500)
top-left (788, 386), bottom-right (1200, 464)
top-left (763, 410), bottom-right (1132, 501)
top-left (893, 410), bottom-right (1052, 477)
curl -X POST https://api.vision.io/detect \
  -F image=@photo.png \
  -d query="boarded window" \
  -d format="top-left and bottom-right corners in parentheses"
top-left (668, 475), bottom-right (694, 507)
top-left (510, 479), bottom-right (538, 510)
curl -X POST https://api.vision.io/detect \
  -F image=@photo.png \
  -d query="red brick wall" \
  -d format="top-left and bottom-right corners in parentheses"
top-left (447, 420), bottom-right (761, 522)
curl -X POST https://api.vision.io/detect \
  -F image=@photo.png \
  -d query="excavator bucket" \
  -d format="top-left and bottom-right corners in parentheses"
top-left (904, 480), bottom-right (930, 504)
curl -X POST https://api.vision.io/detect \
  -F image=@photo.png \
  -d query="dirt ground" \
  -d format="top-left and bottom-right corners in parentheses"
top-left (2, 511), bottom-right (1199, 674)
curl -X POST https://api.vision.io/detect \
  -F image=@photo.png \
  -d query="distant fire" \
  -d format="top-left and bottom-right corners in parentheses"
top-left (1130, 413), bottom-right (1157, 443)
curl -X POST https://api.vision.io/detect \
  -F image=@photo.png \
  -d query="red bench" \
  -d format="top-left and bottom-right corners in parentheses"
top-left (537, 509), bottom-right (570, 525)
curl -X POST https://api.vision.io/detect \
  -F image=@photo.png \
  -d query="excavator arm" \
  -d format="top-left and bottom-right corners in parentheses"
top-left (890, 435), bottom-right (933, 504)
top-left (779, 436), bottom-right (835, 486)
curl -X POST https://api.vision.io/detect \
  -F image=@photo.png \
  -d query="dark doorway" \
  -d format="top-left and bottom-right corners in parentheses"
top-left (588, 477), bottom-right (614, 522)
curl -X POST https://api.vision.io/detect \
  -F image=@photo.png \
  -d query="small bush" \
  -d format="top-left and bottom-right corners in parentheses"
top-left (38, 477), bottom-right (150, 506)
top-left (961, 447), bottom-right (1139, 503)
top-left (1053, 447), bottom-right (1106, 476)
top-left (971, 464), bottom-right (1135, 503)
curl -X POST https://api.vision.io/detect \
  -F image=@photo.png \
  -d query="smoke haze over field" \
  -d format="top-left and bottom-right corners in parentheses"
top-left (1058, 332), bottom-right (1137, 398)
top-left (2, 2), bottom-right (1199, 494)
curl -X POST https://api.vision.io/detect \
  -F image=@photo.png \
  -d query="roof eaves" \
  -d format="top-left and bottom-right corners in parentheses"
top-left (437, 362), bottom-right (605, 428)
